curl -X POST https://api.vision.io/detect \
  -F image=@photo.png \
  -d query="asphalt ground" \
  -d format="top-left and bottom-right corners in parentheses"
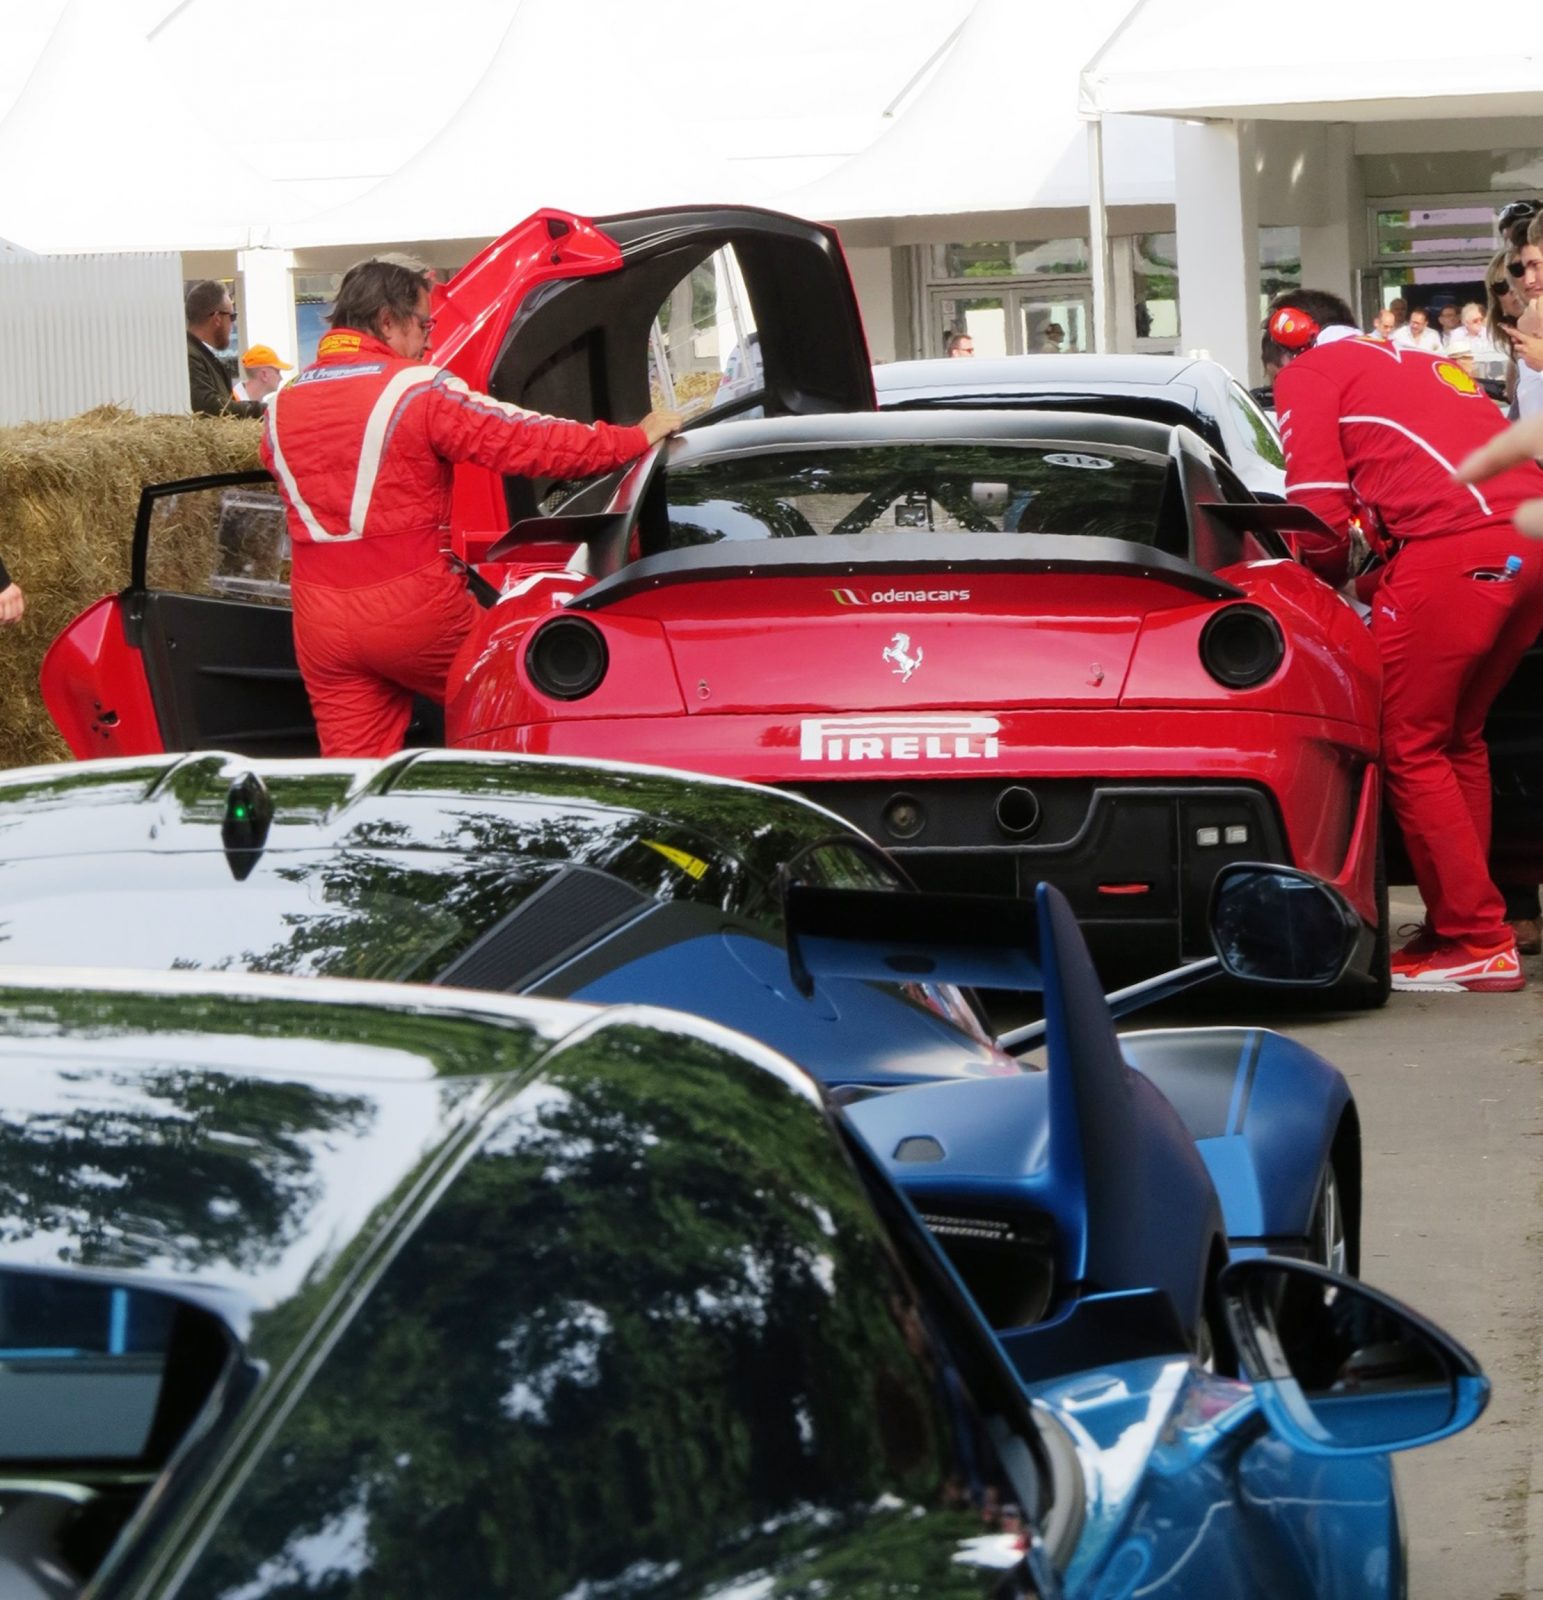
top-left (1163, 885), bottom-right (1542, 1599)
top-left (1284, 886), bottom-right (1543, 1600)
top-left (994, 883), bottom-right (1543, 1596)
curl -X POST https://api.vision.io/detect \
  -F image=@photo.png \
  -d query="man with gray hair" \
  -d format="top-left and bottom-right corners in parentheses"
top-left (185, 280), bottom-right (265, 419)
top-left (262, 254), bottom-right (682, 758)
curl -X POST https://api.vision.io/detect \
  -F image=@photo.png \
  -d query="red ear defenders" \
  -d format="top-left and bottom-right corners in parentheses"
top-left (1268, 306), bottom-right (1321, 350)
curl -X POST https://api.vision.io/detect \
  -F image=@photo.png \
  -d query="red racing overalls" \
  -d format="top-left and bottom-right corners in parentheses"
top-left (1276, 332), bottom-right (1543, 941)
top-left (260, 328), bottom-right (650, 758)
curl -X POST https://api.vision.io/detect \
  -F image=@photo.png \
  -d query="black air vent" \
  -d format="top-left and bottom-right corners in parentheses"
top-left (435, 866), bottom-right (652, 993)
top-left (918, 1208), bottom-right (1056, 1330)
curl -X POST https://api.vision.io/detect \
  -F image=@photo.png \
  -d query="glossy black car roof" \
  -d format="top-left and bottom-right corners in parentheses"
top-left (0, 967), bottom-right (752, 1312)
top-left (0, 748), bottom-right (857, 877)
top-left (872, 353), bottom-right (1222, 399)
top-left (670, 404), bottom-right (1194, 467)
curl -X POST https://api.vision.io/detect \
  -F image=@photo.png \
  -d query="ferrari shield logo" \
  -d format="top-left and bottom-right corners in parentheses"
top-left (882, 632), bottom-right (924, 681)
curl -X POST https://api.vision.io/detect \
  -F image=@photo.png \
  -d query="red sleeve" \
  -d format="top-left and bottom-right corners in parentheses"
top-left (1275, 361), bottom-right (1356, 542)
top-left (423, 375), bottom-right (651, 480)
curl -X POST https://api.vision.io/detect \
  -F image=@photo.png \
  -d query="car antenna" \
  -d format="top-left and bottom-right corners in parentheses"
top-left (222, 770), bottom-right (273, 882)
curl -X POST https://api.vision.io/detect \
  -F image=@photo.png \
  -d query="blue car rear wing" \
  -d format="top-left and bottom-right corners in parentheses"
top-left (787, 880), bottom-right (1193, 1297)
top-left (787, 869), bottom-right (1359, 1313)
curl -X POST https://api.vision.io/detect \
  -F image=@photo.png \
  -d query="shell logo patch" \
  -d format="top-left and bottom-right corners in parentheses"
top-left (1433, 360), bottom-right (1482, 398)
top-left (317, 330), bottom-right (363, 357)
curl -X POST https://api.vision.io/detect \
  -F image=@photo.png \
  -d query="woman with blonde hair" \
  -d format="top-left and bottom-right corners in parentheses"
top-left (1486, 245), bottom-right (1523, 392)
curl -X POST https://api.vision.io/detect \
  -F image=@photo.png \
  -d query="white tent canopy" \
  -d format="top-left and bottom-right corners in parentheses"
top-left (1079, 0), bottom-right (1543, 122)
top-left (279, 0), bottom-right (976, 250)
top-left (0, 0), bottom-right (287, 254)
top-left (0, 0), bottom-right (1186, 259)
top-left (778, 0), bottom-right (1172, 223)
top-left (147, 0), bottom-right (518, 226)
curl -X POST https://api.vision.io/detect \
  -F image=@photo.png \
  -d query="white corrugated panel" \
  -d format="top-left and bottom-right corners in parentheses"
top-left (0, 252), bottom-right (188, 425)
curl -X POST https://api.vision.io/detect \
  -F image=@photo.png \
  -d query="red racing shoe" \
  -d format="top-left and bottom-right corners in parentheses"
top-left (1391, 933), bottom-right (1525, 993)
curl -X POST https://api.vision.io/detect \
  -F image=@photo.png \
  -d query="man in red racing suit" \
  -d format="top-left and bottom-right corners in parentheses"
top-left (261, 255), bottom-right (679, 760)
top-left (1267, 288), bottom-right (1543, 991)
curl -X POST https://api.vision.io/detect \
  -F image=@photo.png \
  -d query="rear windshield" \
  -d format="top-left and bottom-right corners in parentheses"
top-left (660, 442), bottom-right (1174, 551)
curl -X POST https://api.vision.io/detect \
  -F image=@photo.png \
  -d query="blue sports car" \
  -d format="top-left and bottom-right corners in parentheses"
top-left (0, 748), bottom-right (1360, 1365)
top-left (0, 954), bottom-right (1482, 1598)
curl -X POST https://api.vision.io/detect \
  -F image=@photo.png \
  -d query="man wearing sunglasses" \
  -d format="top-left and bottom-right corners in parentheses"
top-left (185, 280), bottom-right (266, 419)
top-left (262, 254), bottom-right (683, 760)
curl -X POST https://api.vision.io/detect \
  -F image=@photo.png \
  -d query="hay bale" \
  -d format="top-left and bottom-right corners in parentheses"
top-left (0, 407), bottom-right (262, 769)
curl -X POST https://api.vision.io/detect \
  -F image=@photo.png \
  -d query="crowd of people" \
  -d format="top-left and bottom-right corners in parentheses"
top-left (1368, 297), bottom-right (1503, 367)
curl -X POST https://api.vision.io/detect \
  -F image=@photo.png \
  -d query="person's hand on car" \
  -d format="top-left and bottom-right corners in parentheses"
top-left (640, 409), bottom-right (686, 446)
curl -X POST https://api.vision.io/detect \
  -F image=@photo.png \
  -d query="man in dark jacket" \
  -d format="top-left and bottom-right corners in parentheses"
top-left (185, 280), bottom-right (264, 419)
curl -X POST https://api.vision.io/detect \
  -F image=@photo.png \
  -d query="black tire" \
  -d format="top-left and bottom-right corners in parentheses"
top-left (1327, 828), bottom-right (1390, 1010)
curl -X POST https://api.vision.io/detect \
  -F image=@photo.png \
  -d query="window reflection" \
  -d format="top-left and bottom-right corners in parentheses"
top-left (182, 1024), bottom-right (1034, 1599)
top-left (662, 444), bottom-right (1177, 552)
top-left (648, 245), bottom-right (761, 421)
top-left (0, 810), bottom-right (753, 985)
top-left (1133, 232), bottom-right (1178, 345)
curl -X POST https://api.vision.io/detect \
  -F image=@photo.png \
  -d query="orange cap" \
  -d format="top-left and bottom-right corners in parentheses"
top-left (238, 344), bottom-right (293, 371)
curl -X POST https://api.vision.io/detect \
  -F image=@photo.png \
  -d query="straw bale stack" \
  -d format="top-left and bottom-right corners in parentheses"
top-left (0, 408), bottom-right (261, 769)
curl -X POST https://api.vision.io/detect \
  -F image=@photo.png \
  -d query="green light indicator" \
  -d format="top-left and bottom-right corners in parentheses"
top-left (233, 804), bottom-right (248, 820)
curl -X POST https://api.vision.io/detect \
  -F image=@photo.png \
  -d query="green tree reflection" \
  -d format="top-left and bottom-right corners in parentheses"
top-left (184, 1024), bottom-right (1007, 1600)
top-left (0, 988), bottom-right (533, 1281)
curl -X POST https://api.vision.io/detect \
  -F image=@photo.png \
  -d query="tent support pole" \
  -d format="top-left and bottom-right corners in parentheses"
top-left (1088, 114), bottom-right (1113, 354)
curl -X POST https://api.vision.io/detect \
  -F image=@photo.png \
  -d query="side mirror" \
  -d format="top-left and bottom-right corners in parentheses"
top-left (1209, 863), bottom-right (1360, 986)
top-left (1219, 1256), bottom-right (1488, 1457)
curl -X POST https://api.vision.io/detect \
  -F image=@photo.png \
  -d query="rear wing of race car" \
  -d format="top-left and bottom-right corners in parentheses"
top-left (786, 869), bottom-right (1359, 1336)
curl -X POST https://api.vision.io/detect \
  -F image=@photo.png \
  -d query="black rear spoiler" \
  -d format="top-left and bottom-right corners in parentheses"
top-left (563, 532), bottom-right (1243, 612)
top-left (1195, 501), bottom-right (1340, 540)
top-left (484, 513), bottom-right (628, 568)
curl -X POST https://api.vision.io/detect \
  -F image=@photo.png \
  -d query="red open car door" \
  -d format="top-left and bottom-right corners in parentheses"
top-left (430, 206), bottom-right (875, 549)
top-left (40, 472), bottom-right (443, 759)
top-left (41, 205), bottom-right (873, 760)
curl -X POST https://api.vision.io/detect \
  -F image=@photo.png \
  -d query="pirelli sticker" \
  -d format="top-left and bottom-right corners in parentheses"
top-left (800, 714), bottom-right (1002, 763)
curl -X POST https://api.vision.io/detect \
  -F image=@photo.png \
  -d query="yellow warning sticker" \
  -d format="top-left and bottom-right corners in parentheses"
top-left (644, 840), bottom-right (709, 880)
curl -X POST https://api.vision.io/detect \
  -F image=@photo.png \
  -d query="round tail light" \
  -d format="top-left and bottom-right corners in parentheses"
top-left (526, 616), bottom-right (609, 700)
top-left (1200, 604), bottom-right (1284, 688)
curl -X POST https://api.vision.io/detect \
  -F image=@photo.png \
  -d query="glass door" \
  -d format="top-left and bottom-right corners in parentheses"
top-left (931, 289), bottom-right (1091, 357)
top-left (932, 293), bottom-right (1009, 357)
top-left (1018, 295), bottom-right (1090, 355)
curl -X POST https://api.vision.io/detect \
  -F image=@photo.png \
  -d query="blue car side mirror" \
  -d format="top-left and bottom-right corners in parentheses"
top-left (1219, 1256), bottom-right (1489, 1457)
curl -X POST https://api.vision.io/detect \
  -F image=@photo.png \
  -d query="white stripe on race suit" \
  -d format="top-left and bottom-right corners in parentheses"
top-left (349, 364), bottom-right (443, 537)
top-left (1340, 414), bottom-right (1492, 517)
top-left (1288, 481), bottom-right (1352, 492)
top-left (435, 371), bottom-right (536, 419)
top-left (265, 388), bottom-right (338, 543)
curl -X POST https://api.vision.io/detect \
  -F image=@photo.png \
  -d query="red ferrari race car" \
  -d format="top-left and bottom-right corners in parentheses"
top-left (41, 205), bottom-right (1412, 996)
